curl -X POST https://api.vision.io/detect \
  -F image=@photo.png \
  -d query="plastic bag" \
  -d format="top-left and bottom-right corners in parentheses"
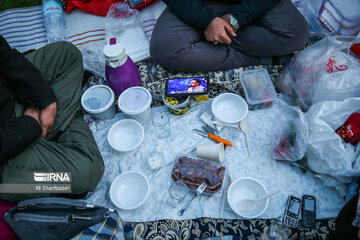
top-left (292, 0), bottom-right (329, 40)
top-left (292, 0), bottom-right (360, 39)
top-left (271, 101), bottom-right (309, 162)
top-left (276, 36), bottom-right (360, 111)
top-left (78, 41), bottom-right (106, 77)
top-left (305, 98), bottom-right (360, 187)
top-left (105, 2), bottom-right (150, 62)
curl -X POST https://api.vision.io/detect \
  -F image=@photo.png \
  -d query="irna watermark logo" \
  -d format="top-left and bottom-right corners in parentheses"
top-left (34, 172), bottom-right (71, 182)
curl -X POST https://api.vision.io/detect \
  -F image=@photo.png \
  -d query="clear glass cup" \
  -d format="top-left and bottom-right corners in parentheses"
top-left (262, 217), bottom-right (291, 240)
top-left (166, 180), bottom-right (189, 208)
top-left (152, 112), bottom-right (170, 139)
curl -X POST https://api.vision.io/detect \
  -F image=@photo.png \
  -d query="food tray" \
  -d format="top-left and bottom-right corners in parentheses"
top-left (240, 68), bottom-right (277, 110)
top-left (171, 155), bottom-right (226, 194)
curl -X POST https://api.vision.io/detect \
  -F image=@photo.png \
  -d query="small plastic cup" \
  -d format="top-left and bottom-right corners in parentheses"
top-left (152, 112), bottom-right (170, 139)
top-left (196, 142), bottom-right (224, 163)
top-left (166, 180), bottom-right (189, 208)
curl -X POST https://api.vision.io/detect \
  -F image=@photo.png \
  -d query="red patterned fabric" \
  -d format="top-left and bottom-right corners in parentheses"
top-left (64, 0), bottom-right (155, 16)
top-left (0, 200), bottom-right (18, 240)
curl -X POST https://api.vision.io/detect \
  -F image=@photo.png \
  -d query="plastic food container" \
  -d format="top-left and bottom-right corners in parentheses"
top-left (211, 93), bottom-right (248, 124)
top-left (162, 94), bottom-right (191, 115)
top-left (107, 119), bottom-right (144, 152)
top-left (81, 85), bottom-right (116, 121)
top-left (118, 87), bottom-right (152, 123)
top-left (170, 155), bottom-right (226, 194)
top-left (227, 177), bottom-right (269, 218)
top-left (240, 68), bottom-right (277, 110)
top-left (110, 171), bottom-right (150, 210)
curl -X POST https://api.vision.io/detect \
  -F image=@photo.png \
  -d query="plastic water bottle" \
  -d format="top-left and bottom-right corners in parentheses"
top-left (103, 38), bottom-right (142, 97)
top-left (42, 0), bottom-right (66, 43)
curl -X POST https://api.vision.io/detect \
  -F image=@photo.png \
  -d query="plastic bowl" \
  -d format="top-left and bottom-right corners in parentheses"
top-left (107, 119), bottom-right (144, 152)
top-left (227, 177), bottom-right (269, 218)
top-left (211, 93), bottom-right (248, 124)
top-left (81, 85), bottom-right (116, 121)
top-left (110, 171), bottom-right (150, 210)
top-left (118, 87), bottom-right (152, 123)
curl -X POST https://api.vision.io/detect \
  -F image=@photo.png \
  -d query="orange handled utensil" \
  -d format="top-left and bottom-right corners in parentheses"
top-left (207, 133), bottom-right (233, 147)
top-left (192, 129), bottom-right (232, 147)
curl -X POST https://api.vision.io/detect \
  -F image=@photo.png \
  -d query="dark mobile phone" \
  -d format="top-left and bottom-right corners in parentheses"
top-left (283, 195), bottom-right (301, 228)
top-left (165, 77), bottom-right (209, 97)
top-left (302, 195), bottom-right (316, 228)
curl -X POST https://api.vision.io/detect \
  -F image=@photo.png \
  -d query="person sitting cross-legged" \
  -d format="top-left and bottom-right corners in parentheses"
top-left (150, 0), bottom-right (309, 72)
top-left (0, 36), bottom-right (104, 201)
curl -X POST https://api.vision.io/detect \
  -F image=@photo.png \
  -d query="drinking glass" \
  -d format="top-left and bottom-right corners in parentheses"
top-left (152, 112), bottom-right (170, 138)
top-left (262, 218), bottom-right (291, 240)
top-left (166, 180), bottom-right (189, 208)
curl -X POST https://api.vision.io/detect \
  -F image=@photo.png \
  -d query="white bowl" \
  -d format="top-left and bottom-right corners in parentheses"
top-left (107, 119), bottom-right (144, 152)
top-left (110, 171), bottom-right (150, 210)
top-left (227, 177), bottom-right (269, 218)
top-left (211, 93), bottom-right (248, 124)
top-left (81, 85), bottom-right (116, 121)
top-left (118, 87), bottom-right (152, 123)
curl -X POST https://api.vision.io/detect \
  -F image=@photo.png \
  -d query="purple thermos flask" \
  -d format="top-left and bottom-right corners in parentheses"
top-left (103, 38), bottom-right (142, 97)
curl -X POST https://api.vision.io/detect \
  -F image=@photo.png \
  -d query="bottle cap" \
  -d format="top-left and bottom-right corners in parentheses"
top-left (103, 37), bottom-right (127, 63)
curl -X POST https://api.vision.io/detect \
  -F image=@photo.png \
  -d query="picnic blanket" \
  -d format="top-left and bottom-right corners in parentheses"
top-left (84, 97), bottom-right (344, 222)
top-left (0, 6), bottom-right (48, 53)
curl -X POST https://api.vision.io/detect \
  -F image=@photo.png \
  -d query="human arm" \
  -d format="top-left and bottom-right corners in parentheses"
top-left (0, 35), bottom-right (57, 138)
top-left (0, 35), bottom-right (56, 110)
top-left (0, 108), bottom-right (42, 163)
top-left (163, 0), bottom-right (217, 32)
top-left (229, 0), bottom-right (280, 29)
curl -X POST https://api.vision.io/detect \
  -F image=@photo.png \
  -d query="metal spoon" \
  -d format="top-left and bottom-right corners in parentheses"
top-left (237, 189), bottom-right (281, 212)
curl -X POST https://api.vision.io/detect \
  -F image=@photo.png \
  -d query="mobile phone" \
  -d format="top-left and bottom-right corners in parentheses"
top-left (302, 195), bottom-right (316, 228)
top-left (283, 195), bottom-right (301, 228)
top-left (165, 77), bottom-right (209, 97)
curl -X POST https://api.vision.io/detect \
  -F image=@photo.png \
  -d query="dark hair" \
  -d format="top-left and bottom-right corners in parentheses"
top-left (193, 79), bottom-right (201, 85)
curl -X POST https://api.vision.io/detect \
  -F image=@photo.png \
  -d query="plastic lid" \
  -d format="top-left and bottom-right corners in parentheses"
top-left (240, 68), bottom-right (277, 105)
top-left (81, 85), bottom-right (115, 114)
top-left (118, 87), bottom-right (152, 115)
top-left (103, 38), bottom-right (127, 61)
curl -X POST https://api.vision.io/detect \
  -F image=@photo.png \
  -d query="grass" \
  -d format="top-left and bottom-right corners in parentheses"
top-left (0, 0), bottom-right (42, 12)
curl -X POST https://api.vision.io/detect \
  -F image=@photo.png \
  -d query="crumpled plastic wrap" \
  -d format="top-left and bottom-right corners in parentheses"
top-left (276, 36), bottom-right (360, 111)
top-left (305, 98), bottom-right (360, 196)
top-left (271, 101), bottom-right (309, 162)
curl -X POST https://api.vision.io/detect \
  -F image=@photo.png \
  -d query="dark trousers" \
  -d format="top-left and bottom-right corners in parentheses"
top-left (150, 0), bottom-right (309, 71)
top-left (0, 42), bottom-right (104, 202)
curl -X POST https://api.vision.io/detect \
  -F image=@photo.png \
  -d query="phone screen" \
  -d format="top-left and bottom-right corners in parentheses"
top-left (304, 199), bottom-right (314, 211)
top-left (166, 77), bottom-right (208, 96)
top-left (289, 200), bottom-right (300, 214)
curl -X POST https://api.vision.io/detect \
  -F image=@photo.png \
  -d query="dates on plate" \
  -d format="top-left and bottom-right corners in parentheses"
top-left (171, 156), bottom-right (225, 194)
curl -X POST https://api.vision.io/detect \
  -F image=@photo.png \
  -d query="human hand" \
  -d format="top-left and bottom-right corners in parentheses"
top-left (204, 17), bottom-right (236, 45)
top-left (39, 102), bottom-right (57, 139)
top-left (221, 14), bottom-right (231, 25)
top-left (24, 106), bottom-right (41, 124)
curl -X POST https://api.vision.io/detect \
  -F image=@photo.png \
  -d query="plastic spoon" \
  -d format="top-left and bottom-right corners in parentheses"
top-left (212, 121), bottom-right (241, 131)
top-left (240, 120), bottom-right (251, 159)
top-left (237, 189), bottom-right (281, 212)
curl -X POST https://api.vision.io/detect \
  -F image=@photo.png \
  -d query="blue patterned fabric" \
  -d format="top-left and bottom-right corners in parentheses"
top-left (72, 210), bottom-right (126, 240)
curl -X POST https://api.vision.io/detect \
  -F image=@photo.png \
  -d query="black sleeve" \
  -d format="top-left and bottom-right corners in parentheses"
top-left (231, 0), bottom-right (280, 28)
top-left (0, 35), bottom-right (56, 110)
top-left (163, 0), bottom-right (217, 32)
top-left (0, 115), bottom-right (42, 163)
